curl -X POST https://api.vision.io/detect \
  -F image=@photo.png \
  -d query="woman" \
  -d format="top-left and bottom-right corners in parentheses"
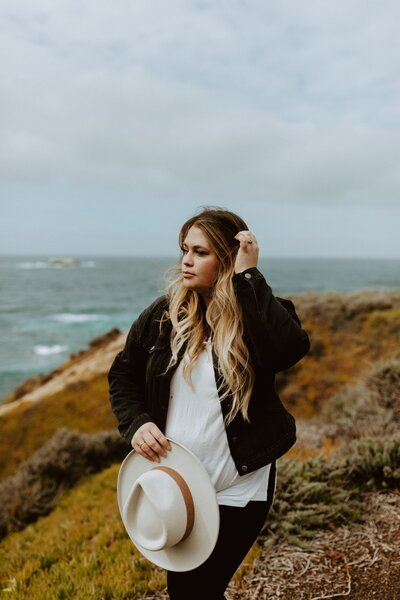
top-left (108, 207), bottom-right (310, 599)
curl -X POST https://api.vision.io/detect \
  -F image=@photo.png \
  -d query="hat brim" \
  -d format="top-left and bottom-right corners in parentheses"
top-left (117, 439), bottom-right (220, 572)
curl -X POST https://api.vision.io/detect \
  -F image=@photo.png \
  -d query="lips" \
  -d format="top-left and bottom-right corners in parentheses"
top-left (182, 271), bottom-right (195, 277)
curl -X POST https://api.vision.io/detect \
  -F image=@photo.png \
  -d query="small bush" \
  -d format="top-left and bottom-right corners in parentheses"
top-left (365, 358), bottom-right (400, 411)
top-left (0, 428), bottom-right (129, 540)
top-left (332, 432), bottom-right (400, 490)
top-left (263, 432), bottom-right (400, 546)
top-left (319, 358), bottom-right (400, 441)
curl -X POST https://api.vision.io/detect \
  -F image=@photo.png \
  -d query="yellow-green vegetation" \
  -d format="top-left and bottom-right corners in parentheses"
top-left (1, 291), bottom-right (400, 479)
top-left (0, 464), bottom-right (166, 600)
top-left (0, 374), bottom-right (115, 479)
top-left (285, 297), bottom-right (400, 418)
top-left (1, 289), bottom-right (400, 597)
top-left (0, 429), bottom-right (127, 540)
top-left (1, 433), bottom-right (399, 598)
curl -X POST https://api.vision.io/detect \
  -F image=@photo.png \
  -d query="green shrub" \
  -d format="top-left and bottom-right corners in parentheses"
top-left (0, 428), bottom-right (129, 540)
top-left (263, 432), bottom-right (400, 546)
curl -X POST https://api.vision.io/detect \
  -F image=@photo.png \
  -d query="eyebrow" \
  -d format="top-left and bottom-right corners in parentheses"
top-left (181, 243), bottom-right (209, 251)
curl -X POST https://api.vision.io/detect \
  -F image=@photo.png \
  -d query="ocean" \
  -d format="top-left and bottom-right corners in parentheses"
top-left (1, 255), bottom-right (399, 403)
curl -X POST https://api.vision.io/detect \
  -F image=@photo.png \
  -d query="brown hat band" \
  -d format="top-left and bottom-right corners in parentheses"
top-left (152, 466), bottom-right (195, 541)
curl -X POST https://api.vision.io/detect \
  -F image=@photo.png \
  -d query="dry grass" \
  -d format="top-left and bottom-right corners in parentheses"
top-left (288, 357), bottom-right (400, 466)
top-left (263, 432), bottom-right (400, 546)
top-left (1, 287), bottom-right (400, 598)
top-left (283, 289), bottom-right (400, 418)
top-left (142, 492), bottom-right (400, 600)
top-left (242, 491), bottom-right (400, 600)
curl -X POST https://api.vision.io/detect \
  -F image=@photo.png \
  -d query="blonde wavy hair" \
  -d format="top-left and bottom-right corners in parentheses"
top-left (163, 207), bottom-right (255, 425)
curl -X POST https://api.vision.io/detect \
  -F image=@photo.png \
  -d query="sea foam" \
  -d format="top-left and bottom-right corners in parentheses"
top-left (18, 261), bottom-right (49, 269)
top-left (33, 345), bottom-right (68, 356)
top-left (52, 313), bottom-right (107, 323)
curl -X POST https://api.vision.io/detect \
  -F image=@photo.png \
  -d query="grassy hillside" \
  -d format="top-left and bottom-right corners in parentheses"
top-left (2, 289), bottom-right (399, 480)
top-left (0, 464), bottom-right (166, 599)
top-left (0, 375), bottom-right (115, 479)
top-left (1, 431), bottom-right (398, 599)
top-left (1, 288), bottom-right (399, 598)
top-left (0, 461), bottom-right (261, 599)
top-left (282, 289), bottom-right (400, 418)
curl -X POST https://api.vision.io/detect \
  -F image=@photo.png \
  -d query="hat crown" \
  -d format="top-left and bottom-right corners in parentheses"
top-left (117, 440), bottom-right (220, 571)
top-left (122, 467), bottom-right (193, 551)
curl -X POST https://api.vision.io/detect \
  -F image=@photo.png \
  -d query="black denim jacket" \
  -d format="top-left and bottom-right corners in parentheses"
top-left (108, 267), bottom-right (310, 475)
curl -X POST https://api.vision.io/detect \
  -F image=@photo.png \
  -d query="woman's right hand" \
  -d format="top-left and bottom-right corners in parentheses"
top-left (234, 230), bottom-right (259, 273)
top-left (131, 422), bottom-right (172, 462)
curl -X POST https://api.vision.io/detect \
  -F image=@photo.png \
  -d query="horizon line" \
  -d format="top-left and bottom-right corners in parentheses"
top-left (1, 253), bottom-right (400, 261)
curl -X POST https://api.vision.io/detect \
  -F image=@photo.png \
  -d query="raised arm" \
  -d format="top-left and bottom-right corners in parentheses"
top-left (233, 230), bottom-right (310, 373)
top-left (233, 267), bottom-right (310, 372)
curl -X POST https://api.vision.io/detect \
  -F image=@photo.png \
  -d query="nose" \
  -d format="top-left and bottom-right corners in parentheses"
top-left (183, 251), bottom-right (194, 267)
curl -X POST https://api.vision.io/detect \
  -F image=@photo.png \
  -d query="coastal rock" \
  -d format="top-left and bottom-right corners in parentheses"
top-left (1, 328), bottom-right (123, 414)
top-left (47, 257), bottom-right (80, 266)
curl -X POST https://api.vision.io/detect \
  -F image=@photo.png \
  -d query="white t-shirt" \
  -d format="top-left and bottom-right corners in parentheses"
top-left (165, 339), bottom-right (271, 507)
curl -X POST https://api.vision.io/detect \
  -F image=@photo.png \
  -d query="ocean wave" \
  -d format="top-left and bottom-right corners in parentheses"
top-left (33, 345), bottom-right (69, 356)
top-left (52, 313), bottom-right (107, 323)
top-left (16, 260), bottom-right (95, 269)
top-left (18, 261), bottom-right (50, 269)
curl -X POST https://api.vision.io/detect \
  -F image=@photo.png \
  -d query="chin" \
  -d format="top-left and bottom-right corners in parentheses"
top-left (182, 281), bottom-right (202, 294)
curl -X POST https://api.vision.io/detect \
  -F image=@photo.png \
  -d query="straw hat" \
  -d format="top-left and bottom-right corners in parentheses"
top-left (117, 439), bottom-right (220, 572)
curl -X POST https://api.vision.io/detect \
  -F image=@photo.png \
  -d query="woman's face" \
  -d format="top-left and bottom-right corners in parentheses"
top-left (181, 226), bottom-right (220, 298)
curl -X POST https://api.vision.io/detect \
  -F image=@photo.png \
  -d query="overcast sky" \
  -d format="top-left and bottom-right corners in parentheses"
top-left (1, 0), bottom-right (399, 258)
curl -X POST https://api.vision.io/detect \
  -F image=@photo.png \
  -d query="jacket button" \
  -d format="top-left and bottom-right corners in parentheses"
top-left (244, 273), bottom-right (251, 279)
top-left (232, 436), bottom-right (239, 444)
top-left (241, 464), bottom-right (248, 473)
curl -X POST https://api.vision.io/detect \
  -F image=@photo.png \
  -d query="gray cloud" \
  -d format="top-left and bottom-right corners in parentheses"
top-left (0, 0), bottom-right (399, 256)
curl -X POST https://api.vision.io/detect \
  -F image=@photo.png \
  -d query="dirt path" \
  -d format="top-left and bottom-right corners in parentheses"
top-left (239, 491), bottom-right (400, 600)
top-left (143, 492), bottom-right (400, 600)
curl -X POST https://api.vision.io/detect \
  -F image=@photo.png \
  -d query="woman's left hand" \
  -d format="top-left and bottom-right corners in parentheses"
top-left (234, 230), bottom-right (259, 273)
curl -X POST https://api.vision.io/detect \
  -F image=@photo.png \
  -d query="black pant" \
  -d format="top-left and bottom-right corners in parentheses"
top-left (167, 461), bottom-right (276, 600)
